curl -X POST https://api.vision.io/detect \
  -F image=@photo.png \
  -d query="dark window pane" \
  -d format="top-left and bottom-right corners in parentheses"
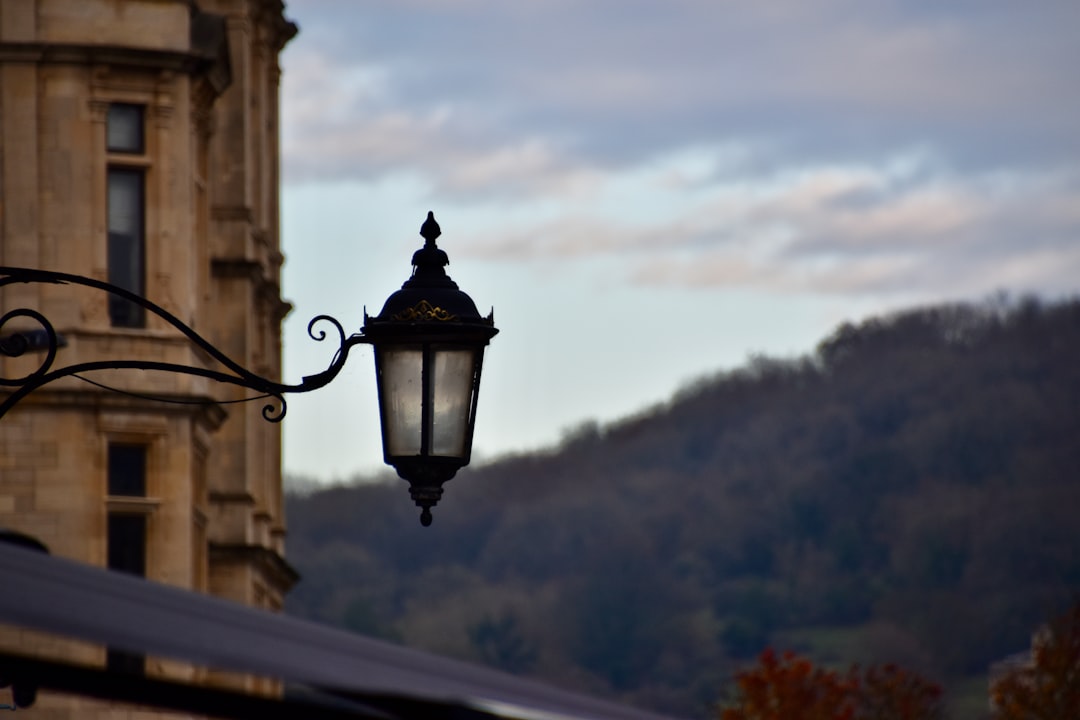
top-left (108, 445), bottom-right (146, 496)
top-left (107, 514), bottom-right (146, 576)
top-left (107, 104), bottom-right (144, 153)
top-left (107, 168), bottom-right (145, 327)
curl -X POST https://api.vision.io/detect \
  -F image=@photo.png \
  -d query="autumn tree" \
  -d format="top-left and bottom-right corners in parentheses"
top-left (855, 663), bottom-right (943, 720)
top-left (991, 601), bottom-right (1080, 720)
top-left (719, 649), bottom-right (857, 720)
top-left (719, 649), bottom-right (941, 720)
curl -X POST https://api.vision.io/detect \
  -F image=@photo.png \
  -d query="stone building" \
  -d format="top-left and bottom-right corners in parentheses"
top-left (0, 0), bottom-right (297, 714)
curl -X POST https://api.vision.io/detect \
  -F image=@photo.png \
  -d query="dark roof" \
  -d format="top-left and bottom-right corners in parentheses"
top-left (0, 542), bottom-right (684, 720)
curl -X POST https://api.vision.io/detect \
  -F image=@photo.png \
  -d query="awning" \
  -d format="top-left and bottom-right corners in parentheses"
top-left (0, 541), bottom-right (684, 720)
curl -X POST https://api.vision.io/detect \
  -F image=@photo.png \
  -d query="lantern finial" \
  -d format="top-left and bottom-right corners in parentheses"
top-left (410, 212), bottom-right (450, 279)
top-left (420, 211), bottom-right (441, 246)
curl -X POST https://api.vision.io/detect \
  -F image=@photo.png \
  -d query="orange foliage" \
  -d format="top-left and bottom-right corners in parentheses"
top-left (856, 663), bottom-right (943, 720)
top-left (990, 601), bottom-right (1080, 720)
top-left (719, 649), bottom-right (942, 720)
top-left (720, 649), bottom-right (857, 720)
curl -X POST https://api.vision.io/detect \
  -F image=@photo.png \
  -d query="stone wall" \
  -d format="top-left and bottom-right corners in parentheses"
top-left (0, 0), bottom-right (297, 714)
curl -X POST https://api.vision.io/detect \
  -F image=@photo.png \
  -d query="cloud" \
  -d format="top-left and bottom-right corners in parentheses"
top-left (279, 0), bottom-right (1080, 298)
top-left (281, 0), bottom-right (1080, 190)
top-left (456, 151), bottom-right (1080, 298)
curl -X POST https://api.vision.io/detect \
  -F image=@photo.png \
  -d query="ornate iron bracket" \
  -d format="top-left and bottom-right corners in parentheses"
top-left (0, 266), bottom-right (367, 422)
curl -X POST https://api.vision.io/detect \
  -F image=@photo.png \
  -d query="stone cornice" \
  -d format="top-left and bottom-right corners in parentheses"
top-left (210, 258), bottom-right (263, 281)
top-left (0, 389), bottom-right (228, 430)
top-left (210, 204), bottom-right (254, 223)
top-left (0, 42), bottom-right (216, 77)
top-left (208, 491), bottom-right (256, 505)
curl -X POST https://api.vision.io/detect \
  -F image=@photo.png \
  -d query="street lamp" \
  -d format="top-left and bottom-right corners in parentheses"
top-left (364, 212), bottom-right (498, 525)
top-left (0, 212), bottom-right (497, 525)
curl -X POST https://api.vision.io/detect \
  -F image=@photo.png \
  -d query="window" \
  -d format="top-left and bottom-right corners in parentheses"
top-left (108, 444), bottom-right (146, 496)
top-left (106, 104), bottom-right (144, 153)
top-left (106, 443), bottom-right (147, 674)
top-left (106, 104), bottom-right (146, 328)
top-left (107, 514), bottom-right (146, 576)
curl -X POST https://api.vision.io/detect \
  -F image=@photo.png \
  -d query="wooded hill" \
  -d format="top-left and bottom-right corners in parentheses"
top-left (284, 296), bottom-right (1080, 718)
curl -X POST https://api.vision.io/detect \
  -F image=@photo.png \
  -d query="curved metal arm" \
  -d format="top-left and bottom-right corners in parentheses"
top-left (0, 266), bottom-right (367, 422)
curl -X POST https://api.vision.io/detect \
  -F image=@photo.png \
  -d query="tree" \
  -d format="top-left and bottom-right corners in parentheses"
top-left (719, 649), bottom-right (857, 720)
top-left (718, 649), bottom-right (941, 720)
top-left (855, 663), bottom-right (942, 720)
top-left (991, 601), bottom-right (1080, 720)
top-left (285, 298), bottom-right (1080, 716)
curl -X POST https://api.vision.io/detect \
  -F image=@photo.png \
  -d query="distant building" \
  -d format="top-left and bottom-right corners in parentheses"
top-left (0, 0), bottom-right (297, 716)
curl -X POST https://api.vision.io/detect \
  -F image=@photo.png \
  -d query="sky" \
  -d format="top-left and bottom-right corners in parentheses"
top-left (276, 0), bottom-right (1080, 483)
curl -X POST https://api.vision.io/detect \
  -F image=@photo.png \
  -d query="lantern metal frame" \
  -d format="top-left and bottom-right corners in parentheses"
top-left (0, 213), bottom-right (496, 525)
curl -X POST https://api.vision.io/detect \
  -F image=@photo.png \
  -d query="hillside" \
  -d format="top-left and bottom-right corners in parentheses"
top-left (284, 296), bottom-right (1080, 718)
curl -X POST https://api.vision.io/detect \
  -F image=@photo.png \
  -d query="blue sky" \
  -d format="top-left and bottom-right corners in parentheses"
top-left (277, 0), bottom-right (1080, 482)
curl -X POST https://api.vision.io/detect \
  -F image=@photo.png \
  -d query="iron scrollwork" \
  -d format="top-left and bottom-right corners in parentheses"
top-left (0, 267), bottom-right (367, 422)
top-left (390, 300), bottom-right (458, 322)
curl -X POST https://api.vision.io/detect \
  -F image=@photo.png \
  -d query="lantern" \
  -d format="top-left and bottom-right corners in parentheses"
top-left (362, 213), bottom-right (498, 525)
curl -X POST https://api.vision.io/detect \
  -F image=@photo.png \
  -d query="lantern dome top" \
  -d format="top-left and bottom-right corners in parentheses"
top-left (365, 212), bottom-right (496, 333)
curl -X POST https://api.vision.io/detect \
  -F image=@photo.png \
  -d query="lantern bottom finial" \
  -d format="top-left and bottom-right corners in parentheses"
top-left (391, 456), bottom-right (463, 526)
top-left (409, 485), bottom-right (444, 526)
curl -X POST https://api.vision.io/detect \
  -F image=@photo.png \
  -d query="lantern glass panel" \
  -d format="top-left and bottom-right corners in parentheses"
top-left (430, 348), bottom-right (476, 457)
top-left (380, 347), bottom-right (423, 456)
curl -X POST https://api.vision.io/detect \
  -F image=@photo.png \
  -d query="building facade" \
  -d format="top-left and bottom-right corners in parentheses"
top-left (0, 0), bottom-right (296, 714)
